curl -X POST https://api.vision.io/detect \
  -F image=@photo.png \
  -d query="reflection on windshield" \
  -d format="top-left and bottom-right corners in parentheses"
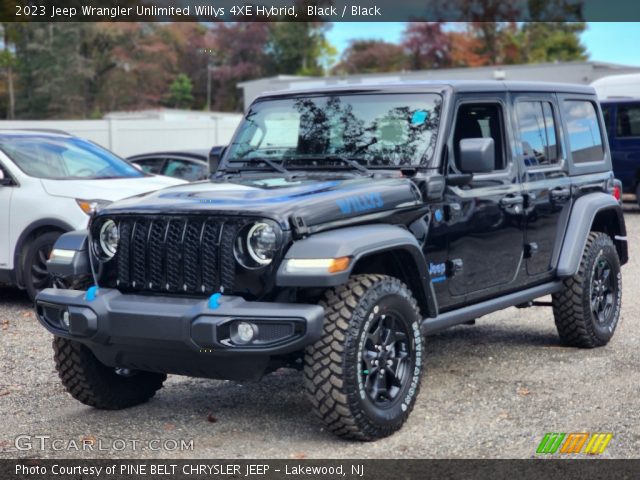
top-left (0, 136), bottom-right (144, 179)
top-left (226, 93), bottom-right (442, 168)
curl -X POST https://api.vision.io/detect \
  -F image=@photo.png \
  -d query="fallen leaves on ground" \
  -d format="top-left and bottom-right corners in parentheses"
top-left (517, 386), bottom-right (531, 397)
top-left (290, 452), bottom-right (307, 459)
top-left (207, 414), bottom-right (218, 423)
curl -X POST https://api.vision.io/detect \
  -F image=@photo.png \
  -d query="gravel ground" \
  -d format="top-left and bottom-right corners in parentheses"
top-left (1, 202), bottom-right (639, 460)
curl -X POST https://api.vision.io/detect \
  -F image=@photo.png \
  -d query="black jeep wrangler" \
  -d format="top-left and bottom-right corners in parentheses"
top-left (36, 81), bottom-right (627, 441)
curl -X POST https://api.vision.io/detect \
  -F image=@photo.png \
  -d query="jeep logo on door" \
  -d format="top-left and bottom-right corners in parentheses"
top-left (336, 192), bottom-right (384, 215)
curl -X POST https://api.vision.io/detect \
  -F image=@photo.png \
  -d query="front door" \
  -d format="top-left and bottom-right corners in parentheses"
top-left (0, 163), bottom-right (13, 268)
top-left (444, 97), bottom-right (525, 306)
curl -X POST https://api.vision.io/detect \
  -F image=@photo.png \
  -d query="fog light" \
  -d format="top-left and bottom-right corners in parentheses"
top-left (61, 310), bottom-right (70, 329)
top-left (237, 322), bottom-right (256, 343)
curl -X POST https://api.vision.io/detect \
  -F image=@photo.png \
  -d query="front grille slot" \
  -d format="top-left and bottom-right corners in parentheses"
top-left (109, 216), bottom-right (237, 296)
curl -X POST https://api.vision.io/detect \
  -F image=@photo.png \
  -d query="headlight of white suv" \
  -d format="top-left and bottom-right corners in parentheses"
top-left (76, 199), bottom-right (111, 215)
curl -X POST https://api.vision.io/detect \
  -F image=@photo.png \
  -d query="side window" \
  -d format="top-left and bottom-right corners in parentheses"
top-left (452, 103), bottom-right (505, 171)
top-left (515, 101), bottom-right (560, 167)
top-left (601, 104), bottom-right (613, 136)
top-left (134, 158), bottom-right (165, 174)
top-left (562, 100), bottom-right (605, 164)
top-left (616, 103), bottom-right (640, 138)
top-left (164, 158), bottom-right (207, 181)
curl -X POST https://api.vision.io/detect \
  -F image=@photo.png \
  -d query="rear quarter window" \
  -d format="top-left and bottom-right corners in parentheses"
top-left (616, 102), bottom-right (640, 137)
top-left (562, 100), bottom-right (605, 164)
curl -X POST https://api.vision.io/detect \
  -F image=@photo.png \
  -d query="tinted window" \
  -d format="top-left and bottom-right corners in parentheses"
top-left (164, 158), bottom-right (207, 181)
top-left (453, 103), bottom-right (505, 171)
top-left (0, 135), bottom-right (143, 179)
top-left (516, 101), bottom-right (559, 167)
top-left (227, 93), bottom-right (442, 168)
top-left (562, 100), bottom-right (605, 164)
top-left (134, 158), bottom-right (165, 174)
top-left (601, 104), bottom-right (613, 135)
top-left (616, 103), bottom-right (640, 137)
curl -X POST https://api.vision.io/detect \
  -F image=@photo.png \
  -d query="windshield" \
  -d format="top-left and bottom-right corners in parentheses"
top-left (0, 135), bottom-right (144, 179)
top-left (225, 93), bottom-right (442, 169)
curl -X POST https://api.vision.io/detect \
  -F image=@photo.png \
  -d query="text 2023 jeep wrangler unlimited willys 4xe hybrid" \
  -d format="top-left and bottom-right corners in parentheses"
top-left (36, 81), bottom-right (627, 440)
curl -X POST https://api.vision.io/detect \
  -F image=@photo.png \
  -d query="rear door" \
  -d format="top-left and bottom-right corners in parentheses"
top-left (511, 94), bottom-right (572, 279)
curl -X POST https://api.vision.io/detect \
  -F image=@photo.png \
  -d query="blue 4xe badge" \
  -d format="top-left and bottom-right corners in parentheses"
top-left (336, 192), bottom-right (384, 215)
top-left (429, 262), bottom-right (447, 283)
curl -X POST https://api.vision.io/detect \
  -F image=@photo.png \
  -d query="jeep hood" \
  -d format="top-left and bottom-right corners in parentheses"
top-left (100, 175), bottom-right (422, 230)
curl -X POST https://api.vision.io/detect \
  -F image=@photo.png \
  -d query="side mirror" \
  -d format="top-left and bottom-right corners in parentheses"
top-left (459, 138), bottom-right (495, 174)
top-left (209, 145), bottom-right (226, 175)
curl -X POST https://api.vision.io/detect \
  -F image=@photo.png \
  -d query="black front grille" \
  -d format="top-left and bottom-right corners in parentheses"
top-left (106, 216), bottom-right (239, 295)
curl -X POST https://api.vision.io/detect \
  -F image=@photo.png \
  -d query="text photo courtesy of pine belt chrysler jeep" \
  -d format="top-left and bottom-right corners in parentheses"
top-left (35, 81), bottom-right (627, 441)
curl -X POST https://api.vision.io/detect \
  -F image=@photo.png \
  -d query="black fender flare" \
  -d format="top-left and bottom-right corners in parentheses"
top-left (556, 192), bottom-right (627, 277)
top-left (13, 218), bottom-right (75, 287)
top-left (276, 224), bottom-right (438, 317)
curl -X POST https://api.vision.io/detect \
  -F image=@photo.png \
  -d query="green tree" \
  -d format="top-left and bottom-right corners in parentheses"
top-left (267, 22), bottom-right (335, 75)
top-left (167, 73), bottom-right (193, 109)
top-left (519, 23), bottom-right (587, 63)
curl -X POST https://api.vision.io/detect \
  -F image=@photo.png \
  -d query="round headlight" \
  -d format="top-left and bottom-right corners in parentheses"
top-left (247, 222), bottom-right (277, 265)
top-left (98, 219), bottom-right (119, 259)
top-left (234, 221), bottom-right (279, 269)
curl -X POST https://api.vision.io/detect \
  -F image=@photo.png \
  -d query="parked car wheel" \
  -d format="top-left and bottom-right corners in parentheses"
top-left (304, 274), bottom-right (423, 440)
top-left (53, 336), bottom-right (166, 410)
top-left (22, 231), bottom-right (62, 302)
top-left (552, 232), bottom-right (622, 348)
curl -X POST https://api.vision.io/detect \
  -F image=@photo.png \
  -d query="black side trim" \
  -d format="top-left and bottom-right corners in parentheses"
top-left (0, 267), bottom-right (16, 284)
top-left (422, 281), bottom-right (562, 334)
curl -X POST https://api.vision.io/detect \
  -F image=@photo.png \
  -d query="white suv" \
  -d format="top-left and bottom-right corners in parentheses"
top-left (0, 130), bottom-right (185, 300)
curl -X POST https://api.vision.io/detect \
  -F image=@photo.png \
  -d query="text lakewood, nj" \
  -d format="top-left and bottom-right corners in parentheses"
top-left (20, 4), bottom-right (382, 19)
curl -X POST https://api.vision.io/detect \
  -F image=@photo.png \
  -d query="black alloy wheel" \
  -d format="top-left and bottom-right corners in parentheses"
top-left (361, 312), bottom-right (412, 407)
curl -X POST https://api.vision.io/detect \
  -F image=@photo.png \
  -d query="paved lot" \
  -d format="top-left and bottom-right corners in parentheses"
top-left (1, 201), bottom-right (639, 459)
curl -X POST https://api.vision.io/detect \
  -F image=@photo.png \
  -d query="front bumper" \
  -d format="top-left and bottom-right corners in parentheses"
top-left (35, 288), bottom-right (324, 380)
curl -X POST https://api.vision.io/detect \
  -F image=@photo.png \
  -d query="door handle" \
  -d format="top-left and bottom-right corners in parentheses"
top-left (550, 187), bottom-right (571, 200)
top-left (499, 195), bottom-right (524, 207)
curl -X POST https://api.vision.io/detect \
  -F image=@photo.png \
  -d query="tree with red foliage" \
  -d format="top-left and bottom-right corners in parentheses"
top-left (402, 22), bottom-right (452, 70)
top-left (333, 40), bottom-right (407, 74)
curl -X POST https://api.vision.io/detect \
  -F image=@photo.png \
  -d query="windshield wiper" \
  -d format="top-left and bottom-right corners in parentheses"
top-left (287, 155), bottom-right (373, 177)
top-left (221, 157), bottom-right (292, 177)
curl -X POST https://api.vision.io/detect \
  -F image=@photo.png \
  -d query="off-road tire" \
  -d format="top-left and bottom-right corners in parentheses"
top-left (53, 336), bottom-right (166, 409)
top-left (552, 232), bottom-right (622, 348)
top-left (304, 274), bottom-right (423, 441)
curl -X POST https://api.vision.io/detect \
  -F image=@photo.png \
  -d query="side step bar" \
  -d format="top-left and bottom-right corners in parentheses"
top-left (421, 281), bottom-right (563, 334)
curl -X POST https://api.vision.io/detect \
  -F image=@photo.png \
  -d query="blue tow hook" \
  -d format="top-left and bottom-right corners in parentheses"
top-left (208, 292), bottom-right (222, 310)
top-left (85, 286), bottom-right (99, 302)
